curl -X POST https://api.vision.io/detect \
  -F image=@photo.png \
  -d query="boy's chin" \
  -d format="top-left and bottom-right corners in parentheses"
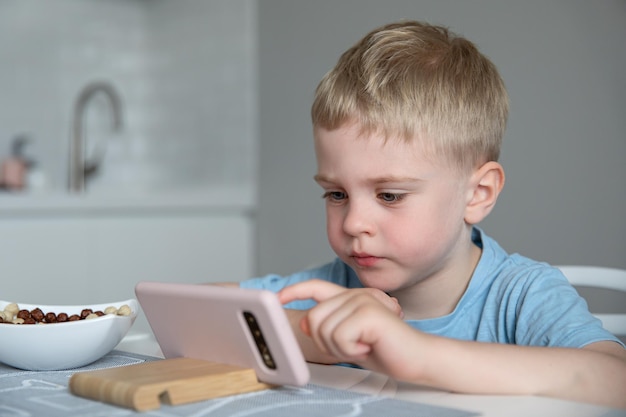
top-left (354, 270), bottom-right (407, 293)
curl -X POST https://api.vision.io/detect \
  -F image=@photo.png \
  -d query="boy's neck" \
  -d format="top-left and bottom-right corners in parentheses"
top-left (389, 242), bottom-right (482, 321)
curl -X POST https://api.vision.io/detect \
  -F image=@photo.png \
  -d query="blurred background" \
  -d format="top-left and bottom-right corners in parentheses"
top-left (0, 1), bottom-right (624, 325)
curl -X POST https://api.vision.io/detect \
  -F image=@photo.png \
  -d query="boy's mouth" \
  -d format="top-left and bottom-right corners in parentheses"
top-left (351, 253), bottom-right (382, 267)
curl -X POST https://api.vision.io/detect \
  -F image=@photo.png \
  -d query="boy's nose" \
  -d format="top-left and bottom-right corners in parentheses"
top-left (342, 202), bottom-right (375, 236)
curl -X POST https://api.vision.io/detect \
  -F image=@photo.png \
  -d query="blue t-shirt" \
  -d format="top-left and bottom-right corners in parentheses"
top-left (241, 228), bottom-right (623, 348)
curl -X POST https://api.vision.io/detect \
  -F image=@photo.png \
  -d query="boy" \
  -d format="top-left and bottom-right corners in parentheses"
top-left (239, 21), bottom-right (626, 407)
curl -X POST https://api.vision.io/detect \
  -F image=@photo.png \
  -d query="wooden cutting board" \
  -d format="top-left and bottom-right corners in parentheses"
top-left (69, 358), bottom-right (273, 411)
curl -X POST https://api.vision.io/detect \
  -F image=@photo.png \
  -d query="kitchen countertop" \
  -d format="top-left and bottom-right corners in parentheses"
top-left (0, 185), bottom-right (256, 215)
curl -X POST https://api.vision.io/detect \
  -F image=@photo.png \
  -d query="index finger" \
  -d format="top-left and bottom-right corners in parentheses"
top-left (278, 279), bottom-right (346, 305)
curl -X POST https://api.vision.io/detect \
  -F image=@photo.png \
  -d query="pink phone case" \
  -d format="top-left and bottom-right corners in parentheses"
top-left (135, 281), bottom-right (310, 386)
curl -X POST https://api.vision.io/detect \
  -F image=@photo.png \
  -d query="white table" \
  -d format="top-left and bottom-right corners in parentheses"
top-left (116, 332), bottom-right (622, 417)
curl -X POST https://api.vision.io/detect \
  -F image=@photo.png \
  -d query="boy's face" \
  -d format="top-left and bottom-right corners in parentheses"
top-left (314, 122), bottom-right (474, 293)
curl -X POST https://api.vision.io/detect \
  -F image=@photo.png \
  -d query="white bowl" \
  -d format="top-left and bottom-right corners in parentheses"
top-left (0, 299), bottom-right (138, 371)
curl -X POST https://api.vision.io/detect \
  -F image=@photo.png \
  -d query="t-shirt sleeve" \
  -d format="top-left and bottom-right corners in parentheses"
top-left (509, 265), bottom-right (624, 348)
top-left (239, 258), bottom-right (361, 310)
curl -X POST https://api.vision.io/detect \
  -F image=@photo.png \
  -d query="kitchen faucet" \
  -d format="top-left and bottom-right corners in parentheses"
top-left (69, 81), bottom-right (123, 193)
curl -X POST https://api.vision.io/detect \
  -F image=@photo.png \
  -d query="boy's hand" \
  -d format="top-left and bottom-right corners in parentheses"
top-left (279, 279), bottom-right (403, 319)
top-left (278, 280), bottom-right (418, 375)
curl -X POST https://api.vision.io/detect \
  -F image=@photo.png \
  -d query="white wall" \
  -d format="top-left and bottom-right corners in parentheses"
top-left (256, 0), bottom-right (626, 276)
top-left (0, 0), bottom-right (257, 193)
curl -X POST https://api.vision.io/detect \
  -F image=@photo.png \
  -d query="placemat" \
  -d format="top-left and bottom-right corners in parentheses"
top-left (0, 351), bottom-right (478, 417)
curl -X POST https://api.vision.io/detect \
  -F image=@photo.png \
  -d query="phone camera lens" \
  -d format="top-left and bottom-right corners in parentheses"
top-left (243, 311), bottom-right (277, 370)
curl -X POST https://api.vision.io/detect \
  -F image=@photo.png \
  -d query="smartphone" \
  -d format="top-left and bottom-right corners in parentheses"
top-left (134, 281), bottom-right (310, 387)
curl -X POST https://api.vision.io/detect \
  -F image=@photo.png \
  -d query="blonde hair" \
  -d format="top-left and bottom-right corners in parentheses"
top-left (311, 20), bottom-right (509, 172)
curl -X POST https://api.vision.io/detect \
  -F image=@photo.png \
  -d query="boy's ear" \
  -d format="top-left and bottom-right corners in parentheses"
top-left (464, 161), bottom-right (505, 225)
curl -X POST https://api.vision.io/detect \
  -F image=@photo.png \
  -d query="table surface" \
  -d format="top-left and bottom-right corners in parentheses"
top-left (116, 332), bottom-right (624, 417)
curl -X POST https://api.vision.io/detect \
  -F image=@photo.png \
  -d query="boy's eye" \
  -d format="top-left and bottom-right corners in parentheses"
top-left (378, 192), bottom-right (404, 203)
top-left (322, 191), bottom-right (347, 201)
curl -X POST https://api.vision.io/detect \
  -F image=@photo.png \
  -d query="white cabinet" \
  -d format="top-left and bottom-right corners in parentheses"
top-left (0, 189), bottom-right (256, 333)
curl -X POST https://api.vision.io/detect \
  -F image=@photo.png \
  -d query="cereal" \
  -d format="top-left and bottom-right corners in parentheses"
top-left (1, 303), bottom-right (132, 325)
top-left (0, 311), bottom-right (11, 322)
top-left (4, 303), bottom-right (18, 316)
top-left (31, 308), bottom-right (45, 322)
top-left (17, 310), bottom-right (31, 320)
top-left (117, 305), bottom-right (132, 316)
top-left (104, 306), bottom-right (118, 315)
